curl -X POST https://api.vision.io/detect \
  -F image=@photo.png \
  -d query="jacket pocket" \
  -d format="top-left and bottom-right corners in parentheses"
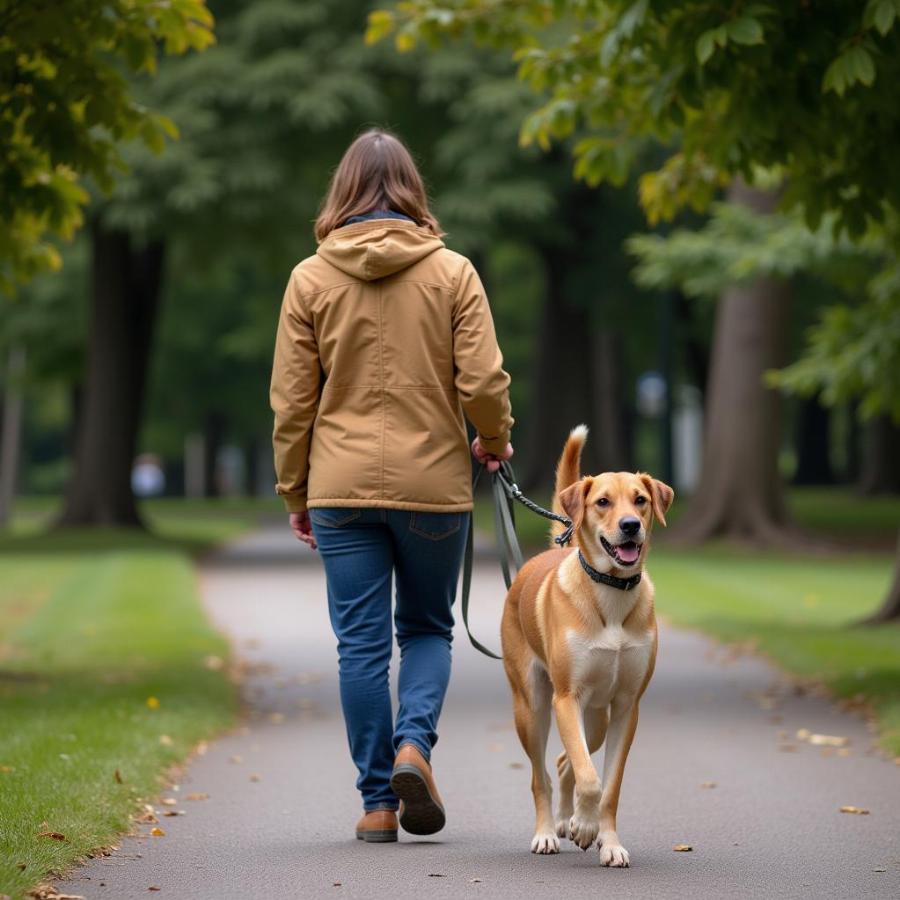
top-left (309, 508), bottom-right (362, 528)
top-left (409, 511), bottom-right (462, 541)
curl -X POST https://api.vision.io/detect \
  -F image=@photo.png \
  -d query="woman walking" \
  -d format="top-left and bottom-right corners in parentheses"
top-left (270, 129), bottom-right (513, 843)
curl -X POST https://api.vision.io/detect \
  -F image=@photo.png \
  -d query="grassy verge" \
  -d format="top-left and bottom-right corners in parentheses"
top-left (474, 486), bottom-right (900, 756)
top-left (650, 547), bottom-right (900, 756)
top-left (0, 504), bottom-right (262, 900)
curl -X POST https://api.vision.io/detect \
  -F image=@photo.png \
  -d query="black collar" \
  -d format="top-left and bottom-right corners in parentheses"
top-left (578, 551), bottom-right (642, 591)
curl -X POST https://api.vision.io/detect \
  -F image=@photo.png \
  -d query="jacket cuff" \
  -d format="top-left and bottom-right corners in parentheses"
top-left (280, 493), bottom-right (308, 513)
top-left (478, 433), bottom-right (509, 455)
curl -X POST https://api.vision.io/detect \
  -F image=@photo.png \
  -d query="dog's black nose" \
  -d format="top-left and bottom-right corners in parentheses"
top-left (619, 517), bottom-right (641, 536)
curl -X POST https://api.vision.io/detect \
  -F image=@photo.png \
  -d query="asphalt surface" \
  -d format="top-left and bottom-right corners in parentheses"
top-left (64, 527), bottom-right (900, 900)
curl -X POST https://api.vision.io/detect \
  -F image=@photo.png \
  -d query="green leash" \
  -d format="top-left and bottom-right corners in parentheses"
top-left (461, 460), bottom-right (573, 660)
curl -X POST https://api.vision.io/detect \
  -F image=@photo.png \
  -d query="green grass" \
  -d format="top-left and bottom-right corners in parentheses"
top-left (650, 547), bottom-right (900, 756)
top-left (474, 485), bottom-right (900, 756)
top-left (0, 508), bottom-right (255, 899)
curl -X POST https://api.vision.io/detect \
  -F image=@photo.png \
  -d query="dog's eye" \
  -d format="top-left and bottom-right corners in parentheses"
top-left (596, 498), bottom-right (610, 507)
top-left (635, 496), bottom-right (647, 505)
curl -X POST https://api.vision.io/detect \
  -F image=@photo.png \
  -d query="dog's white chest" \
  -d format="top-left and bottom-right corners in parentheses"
top-left (566, 627), bottom-right (652, 708)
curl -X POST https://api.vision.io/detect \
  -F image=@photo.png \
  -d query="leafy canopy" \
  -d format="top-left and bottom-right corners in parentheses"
top-left (368, 1), bottom-right (900, 236)
top-left (629, 203), bottom-right (900, 422)
top-left (0, 0), bottom-right (214, 293)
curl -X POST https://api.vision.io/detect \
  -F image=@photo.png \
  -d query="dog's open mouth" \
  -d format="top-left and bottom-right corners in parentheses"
top-left (600, 536), bottom-right (642, 567)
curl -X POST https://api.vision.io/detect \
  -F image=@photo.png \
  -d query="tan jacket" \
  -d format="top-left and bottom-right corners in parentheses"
top-left (270, 218), bottom-right (513, 513)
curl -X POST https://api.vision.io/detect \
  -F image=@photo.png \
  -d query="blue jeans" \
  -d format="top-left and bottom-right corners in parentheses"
top-left (310, 507), bottom-right (469, 810)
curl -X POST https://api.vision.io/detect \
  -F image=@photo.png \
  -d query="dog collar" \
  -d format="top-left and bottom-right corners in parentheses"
top-left (578, 551), bottom-right (642, 591)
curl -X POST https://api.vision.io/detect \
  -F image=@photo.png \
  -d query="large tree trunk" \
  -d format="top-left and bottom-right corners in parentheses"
top-left (202, 411), bottom-right (226, 498)
top-left (860, 531), bottom-right (900, 624)
top-left (673, 182), bottom-right (794, 544)
top-left (793, 394), bottom-right (834, 485)
top-left (858, 416), bottom-right (900, 495)
top-left (58, 222), bottom-right (165, 527)
top-left (0, 346), bottom-right (26, 528)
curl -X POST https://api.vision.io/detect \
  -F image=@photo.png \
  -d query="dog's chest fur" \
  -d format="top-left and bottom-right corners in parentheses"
top-left (557, 556), bottom-right (655, 708)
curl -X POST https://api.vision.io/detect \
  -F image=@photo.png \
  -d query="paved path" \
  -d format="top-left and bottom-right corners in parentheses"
top-left (66, 528), bottom-right (899, 899)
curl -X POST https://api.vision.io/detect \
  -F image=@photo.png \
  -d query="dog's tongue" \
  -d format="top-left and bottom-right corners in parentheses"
top-left (617, 543), bottom-right (641, 564)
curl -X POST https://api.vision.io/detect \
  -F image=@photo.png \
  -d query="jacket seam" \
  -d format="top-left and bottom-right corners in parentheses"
top-left (377, 279), bottom-right (386, 500)
top-left (322, 384), bottom-right (456, 392)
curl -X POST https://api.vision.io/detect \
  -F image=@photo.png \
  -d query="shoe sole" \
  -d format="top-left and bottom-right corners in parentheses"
top-left (390, 764), bottom-right (446, 836)
top-left (355, 830), bottom-right (398, 843)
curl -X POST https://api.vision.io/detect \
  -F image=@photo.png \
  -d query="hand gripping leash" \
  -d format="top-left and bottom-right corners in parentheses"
top-left (461, 460), bottom-right (573, 660)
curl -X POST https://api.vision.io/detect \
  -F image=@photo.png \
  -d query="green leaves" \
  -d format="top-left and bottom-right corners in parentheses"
top-left (696, 15), bottom-right (763, 64)
top-left (823, 45), bottom-right (877, 95)
top-left (0, 0), bottom-right (215, 294)
top-left (864, 0), bottom-right (900, 36)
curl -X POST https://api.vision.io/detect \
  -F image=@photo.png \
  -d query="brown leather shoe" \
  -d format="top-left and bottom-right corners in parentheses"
top-left (355, 809), bottom-right (398, 843)
top-left (390, 744), bottom-right (445, 836)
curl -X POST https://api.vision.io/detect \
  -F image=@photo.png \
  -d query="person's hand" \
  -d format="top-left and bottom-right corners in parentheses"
top-left (471, 436), bottom-right (514, 473)
top-left (289, 511), bottom-right (317, 550)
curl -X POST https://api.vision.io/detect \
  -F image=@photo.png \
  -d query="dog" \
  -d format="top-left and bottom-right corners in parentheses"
top-left (500, 425), bottom-right (674, 866)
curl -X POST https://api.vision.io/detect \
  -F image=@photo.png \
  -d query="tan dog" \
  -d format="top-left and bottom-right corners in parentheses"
top-left (500, 425), bottom-right (674, 866)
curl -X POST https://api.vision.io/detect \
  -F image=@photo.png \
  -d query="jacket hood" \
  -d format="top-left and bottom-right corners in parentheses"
top-left (317, 220), bottom-right (445, 282)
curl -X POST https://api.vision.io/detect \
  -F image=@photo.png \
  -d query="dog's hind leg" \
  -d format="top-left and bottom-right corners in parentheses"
top-left (511, 664), bottom-right (558, 854)
top-left (555, 706), bottom-right (608, 838)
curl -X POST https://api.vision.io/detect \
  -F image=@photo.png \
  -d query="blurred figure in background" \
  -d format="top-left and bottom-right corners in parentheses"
top-left (270, 129), bottom-right (514, 843)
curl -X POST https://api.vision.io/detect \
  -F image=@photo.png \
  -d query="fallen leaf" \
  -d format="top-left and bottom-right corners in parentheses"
top-left (809, 733), bottom-right (848, 747)
top-left (700, 782), bottom-right (716, 789)
top-left (195, 742), bottom-right (208, 756)
top-left (874, 868), bottom-right (886, 873)
top-left (162, 810), bottom-right (183, 817)
top-left (428, 873), bottom-right (447, 877)
top-left (249, 774), bottom-right (261, 782)
top-left (778, 744), bottom-right (798, 753)
top-left (137, 813), bottom-right (157, 824)
top-left (508, 762), bottom-right (524, 770)
top-left (229, 755), bottom-right (243, 764)
top-left (332, 883), bottom-right (341, 887)
top-left (114, 769), bottom-right (123, 784)
top-left (148, 888), bottom-right (161, 893)
top-left (470, 878), bottom-right (483, 883)
top-left (839, 806), bottom-right (870, 815)
top-left (37, 832), bottom-right (67, 841)
top-left (204, 655), bottom-right (224, 670)
top-left (269, 713), bottom-right (285, 725)
top-left (146, 697), bottom-right (160, 710)
top-left (185, 793), bottom-right (209, 801)
top-left (796, 729), bottom-right (848, 748)
top-left (159, 735), bottom-right (173, 747)
top-left (160, 798), bottom-right (177, 806)
top-left (150, 827), bottom-right (165, 837)
top-left (673, 844), bottom-right (692, 852)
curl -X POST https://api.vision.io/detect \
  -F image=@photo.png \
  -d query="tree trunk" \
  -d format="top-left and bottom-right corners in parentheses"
top-left (673, 181), bottom-right (794, 544)
top-left (0, 346), bottom-right (26, 528)
top-left (858, 416), bottom-right (900, 495)
top-left (203, 411), bottom-right (226, 498)
top-left (860, 530), bottom-right (900, 624)
top-left (793, 394), bottom-right (834, 485)
top-left (58, 221), bottom-right (165, 527)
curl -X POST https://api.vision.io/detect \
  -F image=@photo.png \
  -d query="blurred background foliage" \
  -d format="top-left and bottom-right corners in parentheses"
top-left (1, 0), bottom-right (899, 613)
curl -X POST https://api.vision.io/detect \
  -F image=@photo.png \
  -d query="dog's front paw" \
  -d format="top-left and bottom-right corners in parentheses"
top-left (530, 830), bottom-right (560, 855)
top-left (598, 841), bottom-right (630, 867)
top-left (555, 818), bottom-right (570, 839)
top-left (568, 813), bottom-right (600, 851)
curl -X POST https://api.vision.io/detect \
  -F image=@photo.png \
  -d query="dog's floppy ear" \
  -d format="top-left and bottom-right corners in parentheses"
top-left (640, 474), bottom-right (674, 527)
top-left (559, 477), bottom-right (593, 532)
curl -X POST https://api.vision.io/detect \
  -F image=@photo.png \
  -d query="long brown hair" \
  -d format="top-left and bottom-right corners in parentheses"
top-left (315, 129), bottom-right (443, 242)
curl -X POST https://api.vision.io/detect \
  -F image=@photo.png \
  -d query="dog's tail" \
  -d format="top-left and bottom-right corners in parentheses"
top-left (550, 425), bottom-right (588, 547)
